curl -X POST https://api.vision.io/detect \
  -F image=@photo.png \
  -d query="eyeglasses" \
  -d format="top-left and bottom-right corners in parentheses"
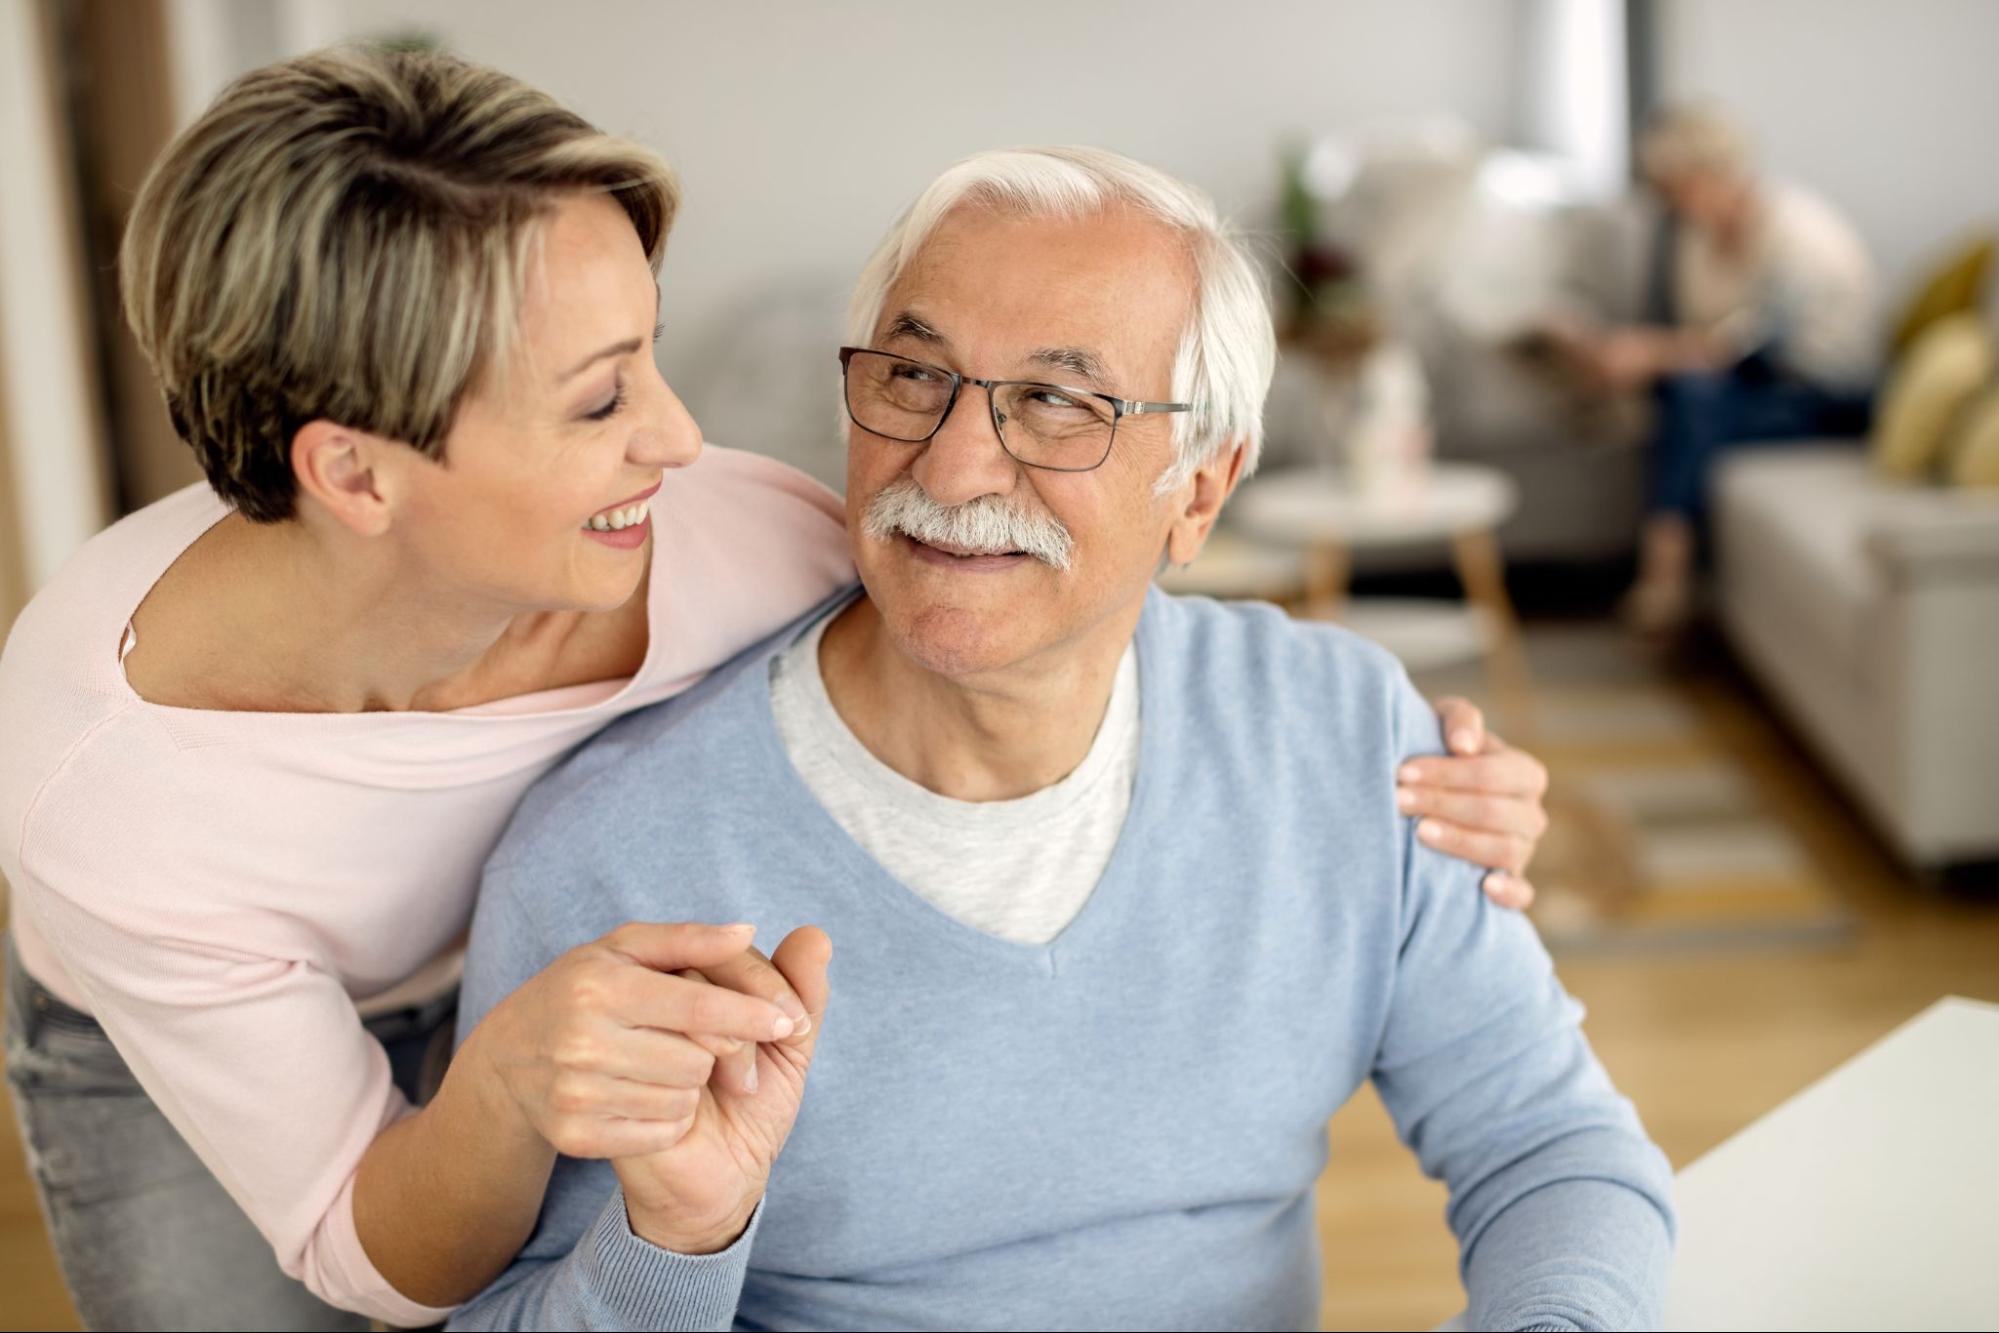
top-left (838, 347), bottom-right (1190, 473)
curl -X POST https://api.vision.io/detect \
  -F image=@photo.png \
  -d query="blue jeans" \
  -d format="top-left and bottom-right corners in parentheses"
top-left (3, 937), bottom-right (453, 1331)
top-left (1649, 366), bottom-right (1873, 524)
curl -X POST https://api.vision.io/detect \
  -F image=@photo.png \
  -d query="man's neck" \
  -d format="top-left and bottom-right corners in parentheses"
top-left (816, 594), bottom-right (1140, 803)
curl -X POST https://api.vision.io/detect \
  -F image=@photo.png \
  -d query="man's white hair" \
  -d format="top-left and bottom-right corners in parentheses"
top-left (845, 145), bottom-right (1275, 491)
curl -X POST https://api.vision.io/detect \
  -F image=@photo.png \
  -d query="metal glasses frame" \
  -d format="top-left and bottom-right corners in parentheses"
top-left (837, 346), bottom-right (1191, 473)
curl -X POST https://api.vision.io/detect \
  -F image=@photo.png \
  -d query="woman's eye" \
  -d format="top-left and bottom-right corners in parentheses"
top-left (891, 364), bottom-right (938, 383)
top-left (585, 380), bottom-right (627, 421)
top-left (1030, 388), bottom-right (1087, 410)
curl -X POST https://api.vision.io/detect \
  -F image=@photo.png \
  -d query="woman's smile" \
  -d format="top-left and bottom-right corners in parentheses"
top-left (583, 478), bottom-right (662, 548)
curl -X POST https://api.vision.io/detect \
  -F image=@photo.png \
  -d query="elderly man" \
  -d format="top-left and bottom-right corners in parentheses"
top-left (450, 147), bottom-right (1674, 1332)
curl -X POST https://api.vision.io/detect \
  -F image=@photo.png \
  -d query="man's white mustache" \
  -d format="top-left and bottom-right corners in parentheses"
top-left (862, 479), bottom-right (1075, 572)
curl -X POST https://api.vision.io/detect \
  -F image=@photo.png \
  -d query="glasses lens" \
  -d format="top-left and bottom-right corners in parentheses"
top-left (992, 381), bottom-right (1116, 469)
top-left (845, 351), bottom-right (953, 442)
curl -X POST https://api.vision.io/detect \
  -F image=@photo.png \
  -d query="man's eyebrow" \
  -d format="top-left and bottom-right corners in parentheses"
top-left (558, 286), bottom-right (665, 382)
top-left (881, 312), bottom-right (946, 345)
top-left (1028, 345), bottom-right (1110, 386)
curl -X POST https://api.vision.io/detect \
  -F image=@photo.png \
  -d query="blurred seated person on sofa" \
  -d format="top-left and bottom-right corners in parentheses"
top-left (1547, 105), bottom-right (1876, 632)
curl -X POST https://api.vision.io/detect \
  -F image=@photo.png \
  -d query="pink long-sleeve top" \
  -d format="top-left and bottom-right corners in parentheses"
top-left (0, 445), bottom-right (856, 1325)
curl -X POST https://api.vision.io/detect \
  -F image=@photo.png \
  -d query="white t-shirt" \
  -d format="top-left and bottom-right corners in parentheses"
top-left (768, 606), bottom-right (1139, 946)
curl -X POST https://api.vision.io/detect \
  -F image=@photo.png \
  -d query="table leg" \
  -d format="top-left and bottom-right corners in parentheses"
top-left (1449, 527), bottom-right (1536, 742)
top-left (1303, 540), bottom-right (1350, 622)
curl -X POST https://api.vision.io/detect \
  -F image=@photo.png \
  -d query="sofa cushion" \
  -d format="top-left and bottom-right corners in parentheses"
top-left (1890, 232), bottom-right (1994, 358)
top-left (1871, 314), bottom-right (1994, 478)
top-left (1715, 447), bottom-right (1884, 671)
top-left (1946, 386), bottom-right (1999, 488)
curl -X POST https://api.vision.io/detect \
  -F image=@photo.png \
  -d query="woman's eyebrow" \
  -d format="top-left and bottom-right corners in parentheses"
top-left (558, 337), bottom-right (643, 381)
top-left (559, 287), bottom-right (666, 382)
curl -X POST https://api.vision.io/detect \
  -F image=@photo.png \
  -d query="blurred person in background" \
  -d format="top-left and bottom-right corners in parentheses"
top-left (0, 45), bottom-right (1552, 1330)
top-left (1548, 104), bottom-right (1877, 634)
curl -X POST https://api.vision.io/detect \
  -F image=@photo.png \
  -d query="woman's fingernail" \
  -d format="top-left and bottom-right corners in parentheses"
top-left (778, 994), bottom-right (808, 1024)
top-left (1399, 763), bottom-right (1420, 783)
top-left (1451, 730), bottom-right (1477, 753)
top-left (1395, 788), bottom-right (1417, 813)
top-left (744, 1060), bottom-right (758, 1093)
top-left (1418, 820), bottom-right (1442, 842)
top-left (789, 1014), bottom-right (811, 1037)
top-left (771, 1014), bottom-right (795, 1040)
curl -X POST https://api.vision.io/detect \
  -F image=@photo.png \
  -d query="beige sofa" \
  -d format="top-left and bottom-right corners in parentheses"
top-left (1714, 446), bottom-right (1999, 868)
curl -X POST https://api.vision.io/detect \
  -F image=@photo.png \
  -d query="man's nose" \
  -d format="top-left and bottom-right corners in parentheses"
top-left (909, 383), bottom-right (1019, 507)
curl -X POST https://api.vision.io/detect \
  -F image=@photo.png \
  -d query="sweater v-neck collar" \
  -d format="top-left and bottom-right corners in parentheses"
top-left (747, 587), bottom-right (1170, 978)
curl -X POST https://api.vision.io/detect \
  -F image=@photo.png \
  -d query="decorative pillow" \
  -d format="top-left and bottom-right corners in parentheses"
top-left (1871, 313), bottom-right (1994, 479)
top-left (1890, 234), bottom-right (1994, 359)
top-left (1945, 385), bottom-right (1999, 488)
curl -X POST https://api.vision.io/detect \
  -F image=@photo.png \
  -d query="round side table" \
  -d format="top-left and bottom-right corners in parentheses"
top-left (1155, 531), bottom-right (1308, 603)
top-left (1231, 462), bottom-right (1534, 733)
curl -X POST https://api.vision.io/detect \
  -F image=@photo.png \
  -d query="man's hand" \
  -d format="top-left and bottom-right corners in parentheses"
top-left (614, 926), bottom-right (832, 1255)
top-left (1399, 698), bottom-right (1550, 910)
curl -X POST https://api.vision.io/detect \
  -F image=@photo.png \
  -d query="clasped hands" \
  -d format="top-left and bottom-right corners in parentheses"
top-left (478, 920), bottom-right (831, 1256)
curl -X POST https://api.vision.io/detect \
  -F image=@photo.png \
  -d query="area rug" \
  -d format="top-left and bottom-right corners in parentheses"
top-left (1411, 627), bottom-right (1857, 954)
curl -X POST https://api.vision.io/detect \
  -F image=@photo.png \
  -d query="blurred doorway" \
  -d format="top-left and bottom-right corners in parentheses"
top-left (51, 0), bottom-right (200, 514)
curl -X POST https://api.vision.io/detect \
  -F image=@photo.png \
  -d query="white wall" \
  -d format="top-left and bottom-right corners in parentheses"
top-left (169, 0), bottom-right (1525, 480)
top-left (1658, 0), bottom-right (1999, 309)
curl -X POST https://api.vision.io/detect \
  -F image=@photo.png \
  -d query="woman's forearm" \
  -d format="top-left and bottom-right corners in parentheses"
top-left (351, 1022), bottom-right (557, 1309)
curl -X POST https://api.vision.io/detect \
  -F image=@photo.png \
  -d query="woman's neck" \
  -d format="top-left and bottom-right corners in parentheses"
top-left (125, 512), bottom-right (645, 714)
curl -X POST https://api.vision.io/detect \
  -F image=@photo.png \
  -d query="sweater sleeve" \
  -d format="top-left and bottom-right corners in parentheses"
top-left (446, 1185), bottom-right (760, 1332)
top-left (445, 864), bottom-right (756, 1331)
top-left (1370, 673), bottom-right (1675, 1331)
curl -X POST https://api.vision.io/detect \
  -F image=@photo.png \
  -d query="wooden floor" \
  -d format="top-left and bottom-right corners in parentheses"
top-left (3, 634), bottom-right (1996, 1332)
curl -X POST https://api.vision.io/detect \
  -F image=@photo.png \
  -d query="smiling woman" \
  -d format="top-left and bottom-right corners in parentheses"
top-left (0, 44), bottom-right (855, 1330)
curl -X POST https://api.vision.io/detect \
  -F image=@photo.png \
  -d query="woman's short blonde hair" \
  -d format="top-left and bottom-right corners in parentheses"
top-left (1638, 104), bottom-right (1754, 187)
top-left (120, 45), bottom-right (679, 522)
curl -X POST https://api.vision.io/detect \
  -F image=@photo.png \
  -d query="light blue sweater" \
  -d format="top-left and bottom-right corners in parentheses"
top-left (449, 588), bottom-right (1673, 1332)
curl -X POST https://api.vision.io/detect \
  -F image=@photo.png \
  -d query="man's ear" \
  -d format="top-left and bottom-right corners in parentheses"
top-left (1164, 442), bottom-right (1247, 567)
top-left (290, 420), bottom-right (396, 537)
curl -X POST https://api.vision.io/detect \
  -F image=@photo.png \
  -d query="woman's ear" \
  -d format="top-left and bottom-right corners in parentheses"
top-left (290, 421), bottom-right (394, 537)
top-left (1164, 442), bottom-right (1247, 567)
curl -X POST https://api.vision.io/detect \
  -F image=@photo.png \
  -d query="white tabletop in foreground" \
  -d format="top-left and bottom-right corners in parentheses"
top-left (1664, 995), bottom-right (1999, 1331)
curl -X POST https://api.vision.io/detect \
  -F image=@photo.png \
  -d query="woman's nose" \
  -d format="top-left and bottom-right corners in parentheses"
top-left (632, 372), bottom-right (703, 469)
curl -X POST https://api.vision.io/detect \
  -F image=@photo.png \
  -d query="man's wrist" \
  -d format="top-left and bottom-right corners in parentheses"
top-left (624, 1195), bottom-right (760, 1256)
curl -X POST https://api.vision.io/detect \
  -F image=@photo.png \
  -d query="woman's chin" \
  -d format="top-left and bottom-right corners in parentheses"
top-left (575, 561), bottom-right (649, 614)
